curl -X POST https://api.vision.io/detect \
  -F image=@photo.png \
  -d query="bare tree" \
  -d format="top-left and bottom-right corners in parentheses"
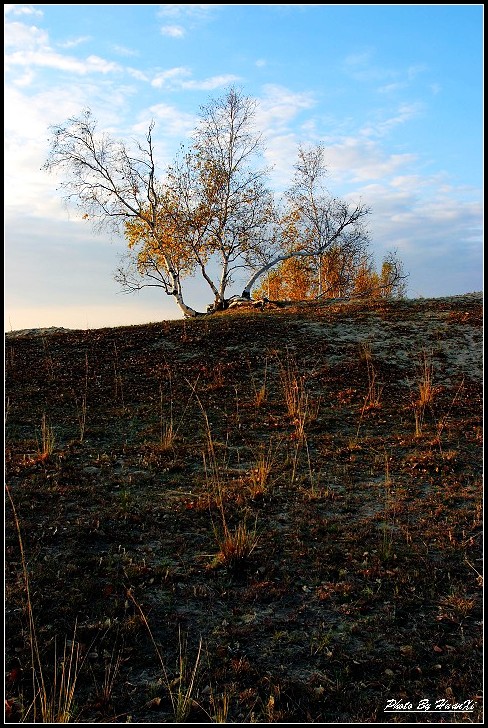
top-left (377, 250), bottom-right (409, 298)
top-left (44, 95), bottom-right (407, 317)
top-left (44, 90), bottom-right (275, 316)
top-left (240, 144), bottom-right (372, 300)
top-left (43, 109), bottom-right (200, 317)
top-left (169, 87), bottom-right (275, 310)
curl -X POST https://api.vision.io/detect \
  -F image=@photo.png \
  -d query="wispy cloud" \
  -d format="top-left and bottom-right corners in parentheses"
top-left (151, 67), bottom-right (239, 90)
top-left (157, 4), bottom-right (219, 20)
top-left (151, 66), bottom-right (191, 88)
top-left (377, 82), bottom-right (407, 95)
top-left (133, 102), bottom-right (196, 139)
top-left (161, 24), bottom-right (185, 38)
top-left (58, 36), bottom-right (91, 49)
top-left (4, 4), bottom-right (43, 16)
top-left (5, 18), bottom-right (122, 76)
top-left (254, 85), bottom-right (318, 187)
top-left (157, 4), bottom-right (219, 36)
top-left (111, 44), bottom-right (139, 58)
top-left (4, 20), bottom-right (49, 50)
top-left (7, 49), bottom-right (121, 75)
top-left (407, 64), bottom-right (427, 80)
top-left (325, 136), bottom-right (418, 183)
top-left (343, 50), bottom-right (429, 94)
top-left (360, 102), bottom-right (424, 139)
top-left (257, 84), bottom-right (316, 131)
top-left (181, 74), bottom-right (241, 90)
top-left (343, 48), bottom-right (397, 83)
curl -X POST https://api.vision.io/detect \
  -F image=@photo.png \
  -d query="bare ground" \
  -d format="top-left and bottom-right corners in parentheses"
top-left (5, 293), bottom-right (483, 723)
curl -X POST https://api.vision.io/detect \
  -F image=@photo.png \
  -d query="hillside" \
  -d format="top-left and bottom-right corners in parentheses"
top-left (5, 293), bottom-right (483, 723)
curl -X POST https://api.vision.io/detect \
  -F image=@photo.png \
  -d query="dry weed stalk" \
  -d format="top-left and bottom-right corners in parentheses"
top-left (6, 486), bottom-right (85, 723)
top-left (413, 349), bottom-right (435, 436)
top-left (352, 342), bottom-right (384, 446)
top-left (198, 397), bottom-right (259, 569)
top-left (37, 413), bottom-right (56, 459)
top-left (210, 690), bottom-right (231, 722)
top-left (159, 380), bottom-right (176, 450)
top-left (126, 591), bottom-right (202, 722)
top-left (249, 439), bottom-right (280, 496)
top-left (277, 349), bottom-right (308, 420)
top-left (74, 352), bottom-right (89, 443)
top-left (249, 357), bottom-right (268, 408)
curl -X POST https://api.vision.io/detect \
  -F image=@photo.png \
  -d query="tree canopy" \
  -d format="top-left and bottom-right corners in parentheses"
top-left (43, 87), bottom-right (408, 317)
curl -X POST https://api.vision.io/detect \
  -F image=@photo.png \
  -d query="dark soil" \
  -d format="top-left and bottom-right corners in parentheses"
top-left (5, 293), bottom-right (483, 723)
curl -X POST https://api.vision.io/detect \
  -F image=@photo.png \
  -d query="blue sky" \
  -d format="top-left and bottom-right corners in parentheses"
top-left (4, 4), bottom-right (483, 330)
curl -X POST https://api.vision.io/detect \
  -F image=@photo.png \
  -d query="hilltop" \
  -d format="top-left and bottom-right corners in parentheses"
top-left (5, 293), bottom-right (483, 723)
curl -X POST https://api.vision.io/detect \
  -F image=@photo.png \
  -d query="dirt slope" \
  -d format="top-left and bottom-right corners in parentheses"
top-left (5, 293), bottom-right (483, 723)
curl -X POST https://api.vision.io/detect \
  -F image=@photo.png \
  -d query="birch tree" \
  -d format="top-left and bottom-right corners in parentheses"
top-left (43, 109), bottom-right (200, 317)
top-left (240, 144), bottom-right (372, 300)
top-left (44, 90), bottom-right (407, 317)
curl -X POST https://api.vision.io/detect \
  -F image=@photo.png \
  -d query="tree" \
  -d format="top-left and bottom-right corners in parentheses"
top-left (253, 144), bottom-right (408, 302)
top-left (240, 144), bottom-right (373, 300)
top-left (43, 109), bottom-right (200, 317)
top-left (163, 88), bottom-right (275, 311)
top-left (44, 88), bottom-right (407, 317)
top-left (256, 247), bottom-right (408, 301)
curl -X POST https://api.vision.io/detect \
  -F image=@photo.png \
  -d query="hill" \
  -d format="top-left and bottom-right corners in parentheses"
top-left (5, 293), bottom-right (483, 723)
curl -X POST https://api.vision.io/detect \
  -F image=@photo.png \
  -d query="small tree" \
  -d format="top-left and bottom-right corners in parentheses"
top-left (257, 247), bottom-right (408, 301)
top-left (240, 144), bottom-right (373, 300)
top-left (44, 90), bottom-right (407, 317)
top-left (43, 110), bottom-right (200, 317)
top-left (163, 88), bottom-right (275, 311)
top-left (44, 90), bottom-right (275, 316)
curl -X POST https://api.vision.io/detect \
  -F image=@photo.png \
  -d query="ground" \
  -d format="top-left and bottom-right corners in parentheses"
top-left (5, 293), bottom-right (483, 723)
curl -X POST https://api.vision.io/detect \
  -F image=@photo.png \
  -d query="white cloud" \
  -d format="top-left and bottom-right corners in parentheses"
top-left (4, 4), bottom-right (43, 16)
top-left (5, 17), bottom-right (122, 76)
top-left (407, 64), bottom-right (427, 80)
top-left (257, 84), bottom-right (316, 132)
top-left (264, 134), bottom-right (302, 190)
top-left (151, 66), bottom-right (192, 88)
top-left (151, 68), bottom-right (240, 91)
top-left (7, 49), bottom-right (122, 75)
top-left (354, 179), bottom-right (482, 253)
top-left (377, 82), bottom-right (407, 94)
top-left (161, 24), bottom-right (185, 37)
top-left (111, 44), bottom-right (139, 58)
top-left (157, 4), bottom-right (219, 37)
top-left (58, 36), bottom-right (91, 49)
top-left (127, 67), bottom-right (149, 82)
top-left (133, 103), bottom-right (196, 139)
top-left (360, 102), bottom-right (424, 139)
top-left (343, 49), bottom-right (374, 68)
top-left (343, 49), bottom-right (397, 83)
top-left (343, 51), bottom-right (429, 93)
top-left (181, 74), bottom-right (241, 90)
top-left (4, 74), bottom-right (142, 222)
top-left (4, 20), bottom-right (49, 50)
top-left (157, 5), bottom-right (219, 20)
top-left (316, 137), bottom-right (417, 184)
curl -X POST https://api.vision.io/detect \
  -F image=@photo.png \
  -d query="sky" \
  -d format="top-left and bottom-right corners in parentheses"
top-left (4, 4), bottom-right (483, 331)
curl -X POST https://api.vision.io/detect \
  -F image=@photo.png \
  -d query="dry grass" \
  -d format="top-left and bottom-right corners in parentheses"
top-left (5, 293), bottom-right (482, 723)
